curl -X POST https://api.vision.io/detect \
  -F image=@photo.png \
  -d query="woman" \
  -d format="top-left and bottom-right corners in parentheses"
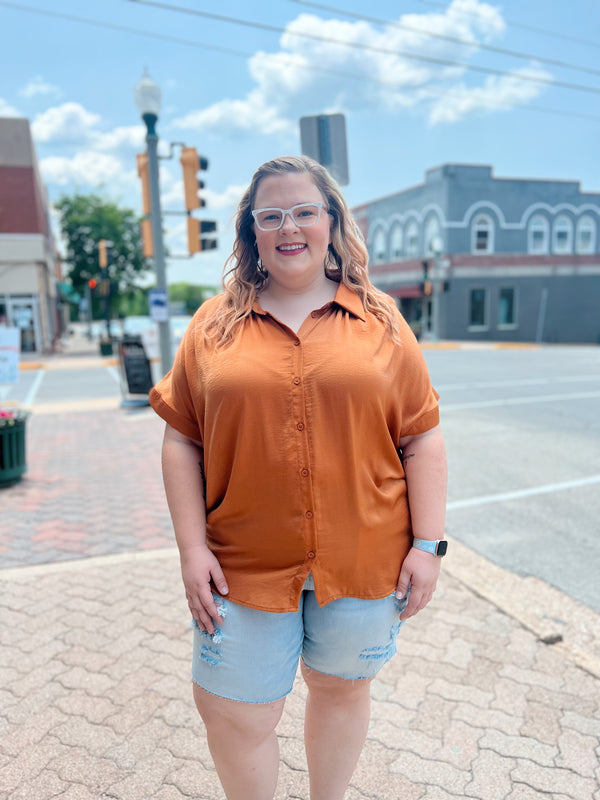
top-left (150, 155), bottom-right (447, 800)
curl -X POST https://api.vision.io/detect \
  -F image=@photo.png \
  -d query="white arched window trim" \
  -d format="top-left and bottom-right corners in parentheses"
top-left (528, 215), bottom-right (549, 254)
top-left (576, 215), bottom-right (596, 254)
top-left (552, 215), bottom-right (573, 254)
top-left (424, 216), bottom-right (441, 256)
top-left (405, 221), bottom-right (419, 258)
top-left (390, 224), bottom-right (403, 260)
top-left (372, 227), bottom-right (387, 263)
top-left (471, 214), bottom-right (494, 254)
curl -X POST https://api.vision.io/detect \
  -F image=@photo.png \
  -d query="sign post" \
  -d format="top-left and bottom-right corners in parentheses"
top-left (300, 113), bottom-right (349, 185)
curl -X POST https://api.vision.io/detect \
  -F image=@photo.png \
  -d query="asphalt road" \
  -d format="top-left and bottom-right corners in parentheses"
top-left (425, 344), bottom-right (600, 614)
top-left (6, 343), bottom-right (600, 613)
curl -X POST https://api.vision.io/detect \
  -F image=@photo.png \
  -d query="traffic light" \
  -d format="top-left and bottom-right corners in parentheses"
top-left (187, 217), bottom-right (218, 254)
top-left (421, 260), bottom-right (432, 296)
top-left (88, 278), bottom-right (97, 290)
top-left (137, 152), bottom-right (153, 257)
top-left (98, 239), bottom-right (108, 268)
top-left (136, 153), bottom-right (151, 215)
top-left (180, 146), bottom-right (208, 210)
top-left (140, 219), bottom-right (153, 258)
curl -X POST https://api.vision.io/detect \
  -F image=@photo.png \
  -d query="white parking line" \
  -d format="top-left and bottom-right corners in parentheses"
top-left (106, 365), bottom-right (122, 385)
top-left (23, 369), bottom-right (46, 406)
top-left (437, 374), bottom-right (600, 392)
top-left (442, 390), bottom-right (600, 411)
top-left (447, 474), bottom-right (600, 511)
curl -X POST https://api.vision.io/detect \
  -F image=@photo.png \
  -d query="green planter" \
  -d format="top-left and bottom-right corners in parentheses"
top-left (0, 418), bottom-right (27, 487)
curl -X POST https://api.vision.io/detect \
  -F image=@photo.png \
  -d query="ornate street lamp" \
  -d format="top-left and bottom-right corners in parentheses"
top-left (134, 69), bottom-right (171, 377)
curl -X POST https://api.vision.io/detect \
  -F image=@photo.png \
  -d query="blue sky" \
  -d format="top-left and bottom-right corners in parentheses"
top-left (1, 0), bottom-right (599, 287)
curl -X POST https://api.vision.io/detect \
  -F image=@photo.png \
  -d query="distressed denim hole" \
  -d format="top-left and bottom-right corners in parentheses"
top-left (199, 644), bottom-right (222, 666)
top-left (359, 619), bottom-right (403, 662)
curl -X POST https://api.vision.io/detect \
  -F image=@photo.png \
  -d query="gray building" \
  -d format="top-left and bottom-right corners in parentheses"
top-left (353, 164), bottom-right (600, 343)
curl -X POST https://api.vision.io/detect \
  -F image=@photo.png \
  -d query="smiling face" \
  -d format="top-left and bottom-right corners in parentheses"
top-left (253, 172), bottom-right (332, 293)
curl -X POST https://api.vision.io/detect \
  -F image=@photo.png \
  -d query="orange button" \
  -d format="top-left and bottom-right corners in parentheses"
top-left (297, 422), bottom-right (305, 431)
top-left (293, 340), bottom-right (300, 346)
top-left (301, 468), bottom-right (309, 477)
top-left (311, 311), bottom-right (319, 318)
top-left (293, 377), bottom-right (300, 385)
top-left (307, 551), bottom-right (315, 559)
top-left (305, 510), bottom-right (313, 519)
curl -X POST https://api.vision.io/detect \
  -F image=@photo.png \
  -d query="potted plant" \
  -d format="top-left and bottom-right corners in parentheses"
top-left (0, 406), bottom-right (30, 487)
top-left (99, 336), bottom-right (113, 356)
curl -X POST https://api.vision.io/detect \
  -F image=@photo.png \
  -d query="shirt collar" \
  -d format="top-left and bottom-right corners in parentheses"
top-left (332, 282), bottom-right (366, 321)
top-left (251, 281), bottom-right (366, 322)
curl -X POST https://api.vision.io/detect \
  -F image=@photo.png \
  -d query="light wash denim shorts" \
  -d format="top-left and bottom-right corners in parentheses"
top-left (191, 575), bottom-right (409, 703)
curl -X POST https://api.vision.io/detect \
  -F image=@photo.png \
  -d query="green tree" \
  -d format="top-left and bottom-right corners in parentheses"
top-left (168, 283), bottom-right (218, 315)
top-left (55, 194), bottom-right (150, 319)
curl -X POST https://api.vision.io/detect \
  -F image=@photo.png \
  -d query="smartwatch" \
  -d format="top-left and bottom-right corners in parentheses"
top-left (412, 538), bottom-right (448, 557)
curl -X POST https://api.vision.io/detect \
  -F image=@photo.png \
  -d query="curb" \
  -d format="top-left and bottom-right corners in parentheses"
top-left (444, 535), bottom-right (600, 680)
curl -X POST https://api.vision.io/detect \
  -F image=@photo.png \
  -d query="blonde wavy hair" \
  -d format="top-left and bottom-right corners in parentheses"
top-left (206, 155), bottom-right (401, 347)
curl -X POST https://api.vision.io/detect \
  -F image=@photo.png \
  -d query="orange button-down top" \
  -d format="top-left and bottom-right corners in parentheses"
top-left (150, 283), bottom-right (439, 612)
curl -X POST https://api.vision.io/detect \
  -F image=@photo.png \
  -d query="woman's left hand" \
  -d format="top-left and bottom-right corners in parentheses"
top-left (395, 547), bottom-right (441, 621)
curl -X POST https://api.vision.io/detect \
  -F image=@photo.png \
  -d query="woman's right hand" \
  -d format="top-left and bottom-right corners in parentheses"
top-left (180, 545), bottom-right (229, 634)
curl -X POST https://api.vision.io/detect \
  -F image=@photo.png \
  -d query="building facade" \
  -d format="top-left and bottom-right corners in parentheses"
top-left (0, 117), bottom-right (62, 353)
top-left (353, 164), bottom-right (600, 343)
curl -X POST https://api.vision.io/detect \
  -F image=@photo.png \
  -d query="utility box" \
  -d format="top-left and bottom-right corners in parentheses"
top-left (300, 113), bottom-right (349, 185)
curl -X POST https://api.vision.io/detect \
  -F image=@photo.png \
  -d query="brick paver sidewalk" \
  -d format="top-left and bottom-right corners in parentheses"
top-left (1, 408), bottom-right (172, 567)
top-left (1, 550), bottom-right (599, 800)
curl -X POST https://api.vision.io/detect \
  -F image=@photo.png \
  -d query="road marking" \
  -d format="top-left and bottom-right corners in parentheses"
top-left (447, 474), bottom-right (600, 511)
top-left (29, 397), bottom-right (122, 414)
top-left (442, 389), bottom-right (600, 411)
top-left (23, 369), bottom-right (46, 406)
top-left (106, 365), bottom-right (122, 385)
top-left (437, 374), bottom-right (600, 392)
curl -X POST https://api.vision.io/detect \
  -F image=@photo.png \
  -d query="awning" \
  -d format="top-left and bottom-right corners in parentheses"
top-left (57, 282), bottom-right (81, 304)
top-left (386, 285), bottom-right (423, 299)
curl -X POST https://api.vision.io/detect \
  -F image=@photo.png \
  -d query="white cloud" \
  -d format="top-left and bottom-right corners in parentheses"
top-left (427, 64), bottom-right (552, 124)
top-left (0, 98), bottom-right (22, 117)
top-left (205, 184), bottom-right (247, 211)
top-left (92, 125), bottom-right (147, 151)
top-left (444, 0), bottom-right (505, 40)
top-left (171, 1), bottom-right (544, 136)
top-left (174, 89), bottom-right (294, 137)
top-left (31, 102), bottom-right (101, 144)
top-left (20, 76), bottom-right (61, 98)
top-left (39, 151), bottom-right (130, 187)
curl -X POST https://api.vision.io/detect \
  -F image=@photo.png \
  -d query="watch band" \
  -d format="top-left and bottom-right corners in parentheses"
top-left (412, 538), bottom-right (448, 557)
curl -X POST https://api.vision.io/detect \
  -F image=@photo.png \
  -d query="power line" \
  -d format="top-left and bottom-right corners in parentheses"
top-left (292, 0), bottom-right (600, 78)
top-left (1, 1), bottom-right (599, 123)
top-left (0, 1), bottom-right (252, 58)
top-left (127, 0), bottom-right (600, 96)
top-left (415, 0), bottom-right (600, 50)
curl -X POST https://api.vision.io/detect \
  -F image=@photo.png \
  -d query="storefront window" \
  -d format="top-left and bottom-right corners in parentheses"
top-left (498, 287), bottom-right (516, 327)
top-left (469, 288), bottom-right (488, 329)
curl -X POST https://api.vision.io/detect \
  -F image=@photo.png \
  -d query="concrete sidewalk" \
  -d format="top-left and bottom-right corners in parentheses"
top-left (1, 352), bottom-right (599, 799)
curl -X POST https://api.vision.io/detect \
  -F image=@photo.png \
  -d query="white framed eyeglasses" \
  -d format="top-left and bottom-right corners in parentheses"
top-left (251, 202), bottom-right (324, 231)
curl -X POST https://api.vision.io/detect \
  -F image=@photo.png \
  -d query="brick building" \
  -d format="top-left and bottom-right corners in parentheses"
top-left (0, 117), bottom-right (62, 353)
top-left (354, 164), bottom-right (600, 343)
